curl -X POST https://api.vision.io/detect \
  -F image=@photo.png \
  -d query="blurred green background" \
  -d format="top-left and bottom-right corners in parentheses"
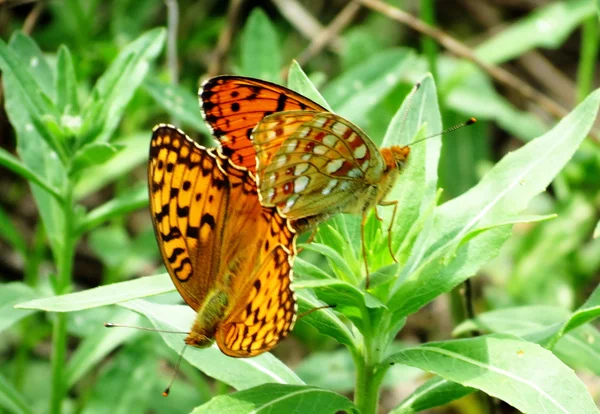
top-left (0, 1), bottom-right (599, 413)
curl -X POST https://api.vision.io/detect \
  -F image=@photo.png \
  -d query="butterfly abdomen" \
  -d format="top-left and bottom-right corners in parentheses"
top-left (186, 289), bottom-right (229, 348)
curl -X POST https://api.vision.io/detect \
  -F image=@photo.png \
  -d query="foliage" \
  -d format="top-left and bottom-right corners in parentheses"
top-left (1, 2), bottom-right (599, 414)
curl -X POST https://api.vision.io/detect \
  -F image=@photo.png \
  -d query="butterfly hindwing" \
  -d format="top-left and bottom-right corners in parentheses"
top-left (252, 111), bottom-right (386, 218)
top-left (216, 244), bottom-right (296, 357)
top-left (200, 76), bottom-right (327, 172)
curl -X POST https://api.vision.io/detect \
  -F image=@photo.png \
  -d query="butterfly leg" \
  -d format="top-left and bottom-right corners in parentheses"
top-left (378, 200), bottom-right (399, 263)
top-left (361, 211), bottom-right (371, 289)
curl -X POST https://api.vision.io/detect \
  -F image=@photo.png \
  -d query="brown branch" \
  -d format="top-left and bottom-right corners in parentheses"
top-left (357, 0), bottom-right (600, 142)
top-left (271, 0), bottom-right (342, 52)
top-left (206, 0), bottom-right (245, 78)
top-left (22, 0), bottom-right (43, 34)
top-left (295, 0), bottom-right (361, 67)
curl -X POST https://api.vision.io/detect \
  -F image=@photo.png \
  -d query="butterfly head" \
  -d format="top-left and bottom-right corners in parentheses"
top-left (381, 146), bottom-right (411, 171)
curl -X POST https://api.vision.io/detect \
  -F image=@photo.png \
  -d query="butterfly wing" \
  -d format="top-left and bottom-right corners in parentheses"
top-left (149, 124), bottom-right (297, 356)
top-left (149, 125), bottom-right (229, 310)
top-left (216, 244), bottom-right (296, 357)
top-left (200, 76), bottom-right (327, 173)
top-left (252, 111), bottom-right (386, 218)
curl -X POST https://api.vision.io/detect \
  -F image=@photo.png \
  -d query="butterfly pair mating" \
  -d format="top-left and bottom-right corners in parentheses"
top-left (149, 76), bottom-right (412, 358)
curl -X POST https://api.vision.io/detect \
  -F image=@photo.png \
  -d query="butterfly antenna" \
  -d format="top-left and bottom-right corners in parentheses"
top-left (104, 322), bottom-right (189, 335)
top-left (298, 304), bottom-right (336, 319)
top-left (398, 82), bottom-right (421, 132)
top-left (408, 117), bottom-right (477, 147)
top-left (163, 344), bottom-right (188, 397)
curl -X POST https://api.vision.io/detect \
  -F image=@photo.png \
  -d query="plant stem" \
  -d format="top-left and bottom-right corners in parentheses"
top-left (50, 189), bottom-right (76, 414)
top-left (576, 16), bottom-right (599, 103)
top-left (353, 307), bottom-right (386, 414)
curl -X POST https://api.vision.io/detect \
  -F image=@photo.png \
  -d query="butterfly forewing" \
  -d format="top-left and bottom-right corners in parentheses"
top-left (200, 76), bottom-right (327, 172)
top-left (149, 125), bottom-right (298, 356)
top-left (252, 111), bottom-right (386, 218)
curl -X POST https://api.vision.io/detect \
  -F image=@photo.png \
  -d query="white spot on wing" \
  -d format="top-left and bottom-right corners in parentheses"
top-left (354, 144), bottom-right (367, 159)
top-left (297, 127), bottom-right (311, 138)
top-left (284, 140), bottom-right (299, 152)
top-left (340, 181), bottom-right (351, 191)
top-left (332, 122), bottom-right (347, 136)
top-left (323, 134), bottom-right (337, 147)
top-left (348, 168), bottom-right (362, 178)
top-left (294, 176), bottom-right (309, 193)
top-left (283, 195), bottom-right (298, 212)
top-left (325, 159), bottom-right (344, 174)
top-left (294, 163), bottom-right (310, 175)
top-left (313, 117), bottom-right (327, 128)
top-left (322, 179), bottom-right (338, 195)
top-left (314, 145), bottom-right (328, 155)
top-left (302, 153), bottom-right (311, 161)
top-left (276, 155), bottom-right (288, 167)
top-left (267, 188), bottom-right (275, 201)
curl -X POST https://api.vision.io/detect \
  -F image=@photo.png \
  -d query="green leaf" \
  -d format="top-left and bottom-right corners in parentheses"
top-left (301, 243), bottom-right (358, 286)
top-left (475, 0), bottom-right (596, 64)
top-left (390, 377), bottom-right (474, 414)
top-left (55, 45), bottom-right (80, 114)
top-left (66, 309), bottom-right (142, 387)
top-left (382, 75), bottom-right (442, 254)
top-left (0, 206), bottom-right (27, 255)
top-left (0, 148), bottom-right (62, 202)
top-left (1, 37), bottom-right (68, 255)
top-left (0, 372), bottom-right (33, 414)
top-left (453, 306), bottom-right (600, 376)
top-left (286, 61), bottom-right (332, 111)
top-left (143, 77), bottom-right (209, 135)
top-left (296, 290), bottom-right (356, 349)
top-left (9, 31), bottom-right (55, 101)
top-left (390, 89), bottom-right (600, 316)
top-left (69, 142), bottom-right (123, 176)
top-left (79, 28), bottom-right (166, 145)
top-left (120, 300), bottom-right (304, 390)
top-left (81, 340), bottom-right (161, 414)
top-left (240, 8), bottom-right (281, 82)
top-left (77, 183), bottom-right (148, 234)
top-left (322, 48), bottom-right (416, 128)
top-left (384, 334), bottom-right (599, 413)
top-left (0, 282), bottom-right (40, 333)
top-left (594, 219), bottom-right (600, 238)
top-left (191, 384), bottom-right (357, 414)
top-left (552, 284), bottom-right (600, 343)
top-left (293, 257), bottom-right (333, 280)
top-left (15, 274), bottom-right (173, 312)
top-left (74, 132), bottom-right (148, 199)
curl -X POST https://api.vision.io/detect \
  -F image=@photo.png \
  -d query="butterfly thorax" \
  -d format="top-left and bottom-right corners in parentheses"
top-left (185, 288), bottom-right (229, 347)
top-left (369, 145), bottom-right (410, 206)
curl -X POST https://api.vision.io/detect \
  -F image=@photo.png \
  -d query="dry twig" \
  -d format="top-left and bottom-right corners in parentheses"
top-left (358, 0), bottom-right (600, 142)
top-left (206, 0), bottom-right (245, 78)
top-left (295, 0), bottom-right (361, 67)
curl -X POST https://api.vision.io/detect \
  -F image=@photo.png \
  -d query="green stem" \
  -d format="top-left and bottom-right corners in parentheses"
top-left (50, 189), bottom-right (76, 414)
top-left (576, 16), bottom-right (599, 103)
top-left (353, 306), bottom-right (387, 414)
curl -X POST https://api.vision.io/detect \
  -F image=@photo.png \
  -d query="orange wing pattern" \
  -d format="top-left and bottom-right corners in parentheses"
top-left (148, 124), bottom-right (297, 357)
top-left (199, 76), bottom-right (327, 172)
top-left (252, 111), bottom-right (386, 218)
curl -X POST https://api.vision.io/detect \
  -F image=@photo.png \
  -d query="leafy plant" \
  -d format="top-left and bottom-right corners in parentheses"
top-left (2, 4), bottom-right (600, 414)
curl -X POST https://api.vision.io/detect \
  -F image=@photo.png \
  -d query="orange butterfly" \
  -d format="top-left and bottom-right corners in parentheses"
top-left (200, 76), bottom-right (411, 288)
top-left (148, 124), bottom-right (297, 357)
